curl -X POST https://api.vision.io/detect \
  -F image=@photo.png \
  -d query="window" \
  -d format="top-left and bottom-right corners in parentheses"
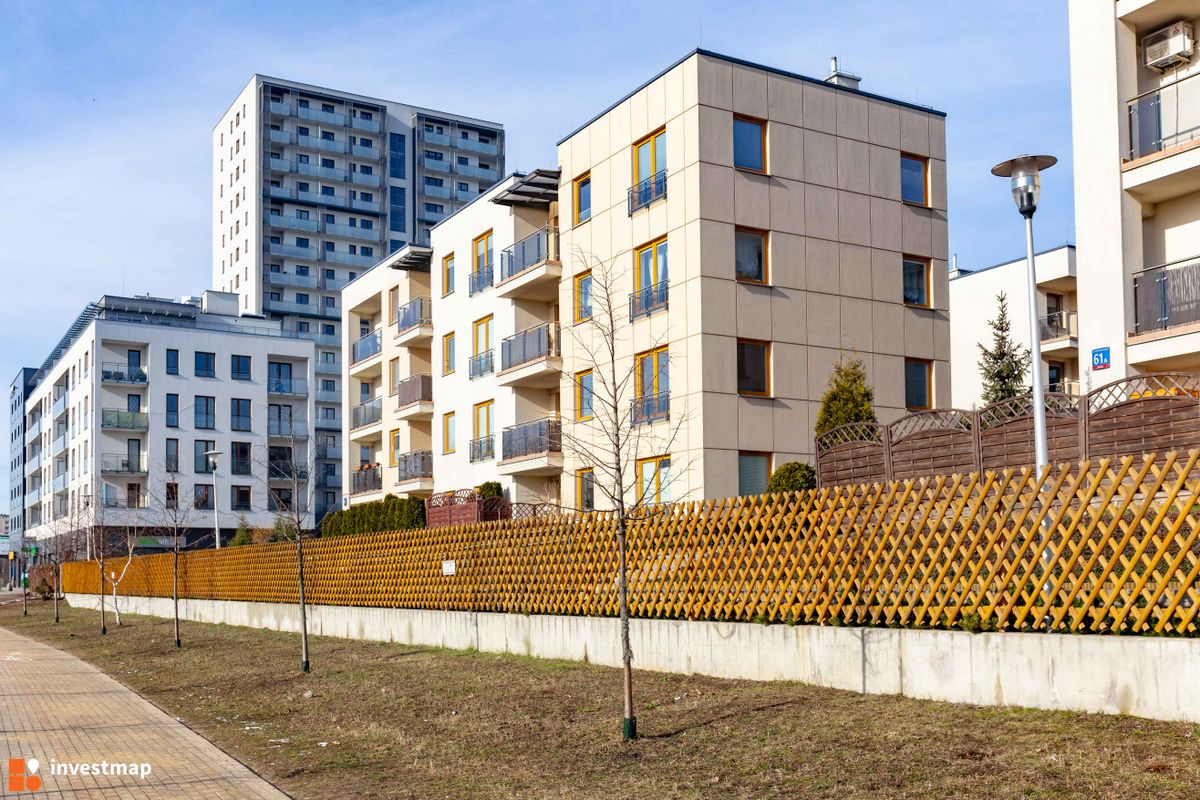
top-left (636, 237), bottom-right (668, 291)
top-left (905, 359), bottom-right (932, 410)
top-left (388, 287), bottom-right (399, 326)
top-left (574, 173), bottom-right (591, 224)
top-left (231, 485), bottom-right (252, 512)
top-left (442, 253), bottom-right (455, 296)
top-left (736, 340), bottom-right (770, 396)
top-left (738, 452), bottom-right (771, 496)
top-left (473, 316), bottom-right (493, 357)
top-left (194, 484), bottom-right (213, 510)
top-left (575, 370), bottom-right (594, 420)
top-left (231, 398), bottom-right (252, 431)
top-left (473, 400), bottom-right (493, 439)
top-left (473, 230), bottom-right (493, 271)
top-left (577, 468), bottom-right (596, 512)
top-left (733, 116), bottom-right (766, 172)
top-left (735, 228), bottom-right (767, 283)
top-left (637, 455), bottom-right (671, 504)
top-left (166, 349), bottom-right (179, 375)
top-left (1048, 361), bottom-right (1066, 393)
top-left (165, 394), bottom-right (179, 428)
top-left (195, 396), bottom-right (216, 429)
top-left (442, 333), bottom-right (456, 374)
top-left (901, 154), bottom-right (928, 205)
top-left (195, 440), bottom-right (215, 473)
top-left (194, 351), bottom-right (215, 378)
top-left (634, 128), bottom-right (666, 184)
top-left (232, 441), bottom-right (251, 475)
top-left (165, 438), bottom-right (179, 473)
top-left (443, 412), bottom-right (456, 454)
top-left (389, 429), bottom-right (400, 467)
top-left (165, 482), bottom-right (178, 509)
top-left (297, 293), bottom-right (310, 305)
top-left (231, 354), bottom-right (251, 380)
top-left (574, 271), bottom-right (593, 322)
top-left (902, 257), bottom-right (930, 307)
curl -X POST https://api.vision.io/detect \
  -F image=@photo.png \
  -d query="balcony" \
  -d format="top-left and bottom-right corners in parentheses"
top-left (468, 350), bottom-right (495, 380)
top-left (315, 360), bottom-right (342, 375)
top-left (317, 444), bottom-right (342, 461)
top-left (268, 128), bottom-right (293, 145)
top-left (269, 242), bottom-right (319, 260)
top-left (101, 409), bottom-right (149, 430)
top-left (298, 162), bottom-right (346, 182)
top-left (101, 362), bottom-right (148, 384)
top-left (469, 261), bottom-right (494, 296)
top-left (469, 435), bottom-right (494, 463)
top-left (268, 270), bottom-right (319, 289)
top-left (315, 414), bottom-right (342, 430)
top-left (24, 417), bottom-right (41, 444)
top-left (422, 130), bottom-right (451, 146)
top-left (629, 280), bottom-right (669, 320)
top-left (296, 134), bottom-right (346, 154)
top-left (396, 450), bottom-right (434, 487)
top-left (324, 249), bottom-right (378, 267)
top-left (315, 387), bottom-right (340, 404)
top-left (628, 170), bottom-right (667, 215)
top-left (1124, 73), bottom-right (1200, 203)
top-left (268, 463), bottom-right (309, 481)
top-left (269, 157), bottom-right (294, 174)
top-left (268, 101), bottom-right (293, 117)
top-left (498, 323), bottom-right (561, 388)
top-left (298, 106), bottom-right (346, 126)
top-left (351, 171), bottom-right (381, 187)
top-left (351, 116), bottom-right (381, 133)
top-left (264, 298), bottom-right (340, 318)
top-left (395, 373), bottom-right (433, 420)
top-left (1039, 310), bottom-right (1078, 355)
top-left (457, 137), bottom-right (499, 156)
top-left (423, 157), bottom-right (451, 173)
top-left (632, 391), bottom-right (670, 425)
top-left (325, 222), bottom-right (381, 241)
top-left (267, 213), bottom-right (320, 233)
top-left (350, 197), bottom-right (381, 213)
top-left (352, 397), bottom-right (383, 430)
top-left (395, 296), bottom-right (433, 345)
top-left (1133, 255), bottom-right (1200, 335)
top-left (423, 183), bottom-right (452, 199)
top-left (268, 419), bottom-right (307, 438)
top-left (499, 417), bottom-right (563, 475)
top-left (457, 164), bottom-right (499, 182)
top-left (351, 465), bottom-right (383, 495)
top-left (101, 493), bottom-right (148, 510)
top-left (52, 471), bottom-right (68, 494)
top-left (350, 144), bottom-right (381, 159)
top-left (100, 453), bottom-right (148, 474)
top-left (51, 391), bottom-right (69, 418)
top-left (352, 329), bottom-right (383, 363)
top-left (267, 377), bottom-right (308, 396)
top-left (497, 226), bottom-right (561, 301)
top-left (24, 450), bottom-right (41, 476)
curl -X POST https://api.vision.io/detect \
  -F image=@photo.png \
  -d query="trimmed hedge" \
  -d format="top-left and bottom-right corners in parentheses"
top-left (320, 494), bottom-right (426, 537)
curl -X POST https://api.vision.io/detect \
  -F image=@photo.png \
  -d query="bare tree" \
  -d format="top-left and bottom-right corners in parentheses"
top-left (147, 461), bottom-right (201, 648)
top-left (560, 249), bottom-right (695, 741)
top-left (104, 524), bottom-right (138, 627)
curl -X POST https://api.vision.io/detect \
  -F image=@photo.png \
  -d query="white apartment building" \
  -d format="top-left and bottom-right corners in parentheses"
top-left (212, 75), bottom-right (505, 517)
top-left (949, 245), bottom-right (1079, 407)
top-left (1069, 1), bottom-right (1200, 380)
top-left (19, 292), bottom-right (315, 550)
top-left (343, 49), bottom-right (949, 510)
top-left (7, 366), bottom-right (35, 555)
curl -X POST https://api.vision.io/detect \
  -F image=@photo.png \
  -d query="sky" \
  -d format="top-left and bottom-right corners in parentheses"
top-left (0, 0), bottom-right (1075, 502)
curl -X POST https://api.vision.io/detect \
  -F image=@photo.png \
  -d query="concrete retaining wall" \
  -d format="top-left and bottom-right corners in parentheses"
top-left (64, 592), bottom-right (1200, 724)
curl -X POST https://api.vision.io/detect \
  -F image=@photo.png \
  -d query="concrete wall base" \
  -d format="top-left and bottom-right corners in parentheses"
top-left (63, 592), bottom-right (1200, 724)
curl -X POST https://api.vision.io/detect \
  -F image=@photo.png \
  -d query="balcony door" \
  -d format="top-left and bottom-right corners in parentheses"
top-left (126, 438), bottom-right (140, 472)
top-left (268, 361), bottom-right (292, 391)
top-left (634, 129), bottom-right (666, 184)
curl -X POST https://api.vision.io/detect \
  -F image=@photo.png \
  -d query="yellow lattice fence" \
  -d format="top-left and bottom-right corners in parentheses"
top-left (62, 452), bottom-right (1200, 635)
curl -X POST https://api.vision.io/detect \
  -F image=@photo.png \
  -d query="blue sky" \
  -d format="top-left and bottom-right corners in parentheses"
top-left (0, 0), bottom-right (1074, 500)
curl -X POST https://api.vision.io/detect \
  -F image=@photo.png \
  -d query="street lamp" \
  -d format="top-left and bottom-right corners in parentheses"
top-left (991, 154), bottom-right (1057, 473)
top-left (205, 449), bottom-right (223, 549)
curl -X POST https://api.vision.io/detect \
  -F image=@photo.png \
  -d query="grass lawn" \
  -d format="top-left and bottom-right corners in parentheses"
top-left (2, 601), bottom-right (1199, 799)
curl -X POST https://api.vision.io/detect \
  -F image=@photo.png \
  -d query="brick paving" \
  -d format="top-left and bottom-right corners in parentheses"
top-left (0, 627), bottom-right (289, 799)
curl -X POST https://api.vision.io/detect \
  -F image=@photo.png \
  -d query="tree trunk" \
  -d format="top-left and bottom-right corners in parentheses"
top-left (616, 515), bottom-right (635, 740)
top-left (172, 545), bottom-right (181, 648)
top-left (112, 584), bottom-right (122, 626)
top-left (297, 535), bottom-right (310, 673)
top-left (98, 546), bottom-right (107, 635)
top-left (53, 561), bottom-right (59, 624)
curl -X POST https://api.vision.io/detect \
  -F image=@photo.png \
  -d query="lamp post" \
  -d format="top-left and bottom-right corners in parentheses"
top-left (206, 449), bottom-right (223, 549)
top-left (991, 154), bottom-right (1057, 473)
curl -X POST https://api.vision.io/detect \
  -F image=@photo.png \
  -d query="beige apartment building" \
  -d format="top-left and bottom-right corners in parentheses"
top-left (343, 49), bottom-right (948, 510)
top-left (1069, 1), bottom-right (1200, 380)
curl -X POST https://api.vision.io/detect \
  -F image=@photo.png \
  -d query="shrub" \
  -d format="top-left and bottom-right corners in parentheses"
top-left (814, 356), bottom-right (877, 436)
top-left (34, 580), bottom-right (52, 601)
top-left (767, 462), bottom-right (816, 493)
top-left (321, 494), bottom-right (426, 537)
top-left (478, 481), bottom-right (504, 500)
top-left (229, 515), bottom-right (253, 546)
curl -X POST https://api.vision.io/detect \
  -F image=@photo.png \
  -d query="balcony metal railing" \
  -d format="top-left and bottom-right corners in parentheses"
top-left (629, 280), bottom-right (669, 320)
top-left (268, 494), bottom-right (308, 513)
top-left (101, 494), bottom-right (149, 509)
top-left (101, 409), bottom-right (149, 430)
top-left (231, 458), bottom-right (252, 476)
top-left (501, 226), bottom-right (559, 281)
top-left (501, 323), bottom-right (560, 371)
top-left (1039, 310), bottom-right (1078, 341)
top-left (100, 453), bottom-right (148, 474)
top-left (352, 328), bottom-right (383, 363)
top-left (351, 465), bottom-right (382, 494)
top-left (469, 435), bottom-right (495, 463)
top-left (395, 373), bottom-right (433, 407)
top-left (396, 296), bottom-right (432, 333)
top-left (469, 262), bottom-right (494, 295)
top-left (501, 417), bottom-right (562, 461)
top-left (1047, 380), bottom-right (1081, 396)
top-left (631, 391), bottom-right (671, 425)
top-left (628, 169), bottom-right (667, 215)
top-left (317, 444), bottom-right (343, 461)
top-left (268, 463), bottom-right (309, 481)
top-left (267, 377), bottom-right (308, 396)
top-left (268, 419), bottom-right (307, 437)
top-left (101, 362), bottom-right (148, 384)
top-left (397, 450), bottom-right (434, 482)
top-left (468, 350), bottom-right (495, 379)
top-left (352, 397), bottom-right (383, 429)
top-left (1133, 254), bottom-right (1200, 334)
top-left (1126, 72), bottom-right (1200, 161)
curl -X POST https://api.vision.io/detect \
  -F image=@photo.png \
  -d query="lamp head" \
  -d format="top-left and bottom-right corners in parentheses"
top-left (991, 154), bottom-right (1056, 217)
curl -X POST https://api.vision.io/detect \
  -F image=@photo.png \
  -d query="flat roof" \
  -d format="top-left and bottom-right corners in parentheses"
top-left (557, 48), bottom-right (946, 146)
top-left (951, 243), bottom-right (1076, 280)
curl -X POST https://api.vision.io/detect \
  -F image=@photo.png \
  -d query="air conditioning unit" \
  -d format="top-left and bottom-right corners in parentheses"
top-left (1143, 20), bottom-right (1194, 72)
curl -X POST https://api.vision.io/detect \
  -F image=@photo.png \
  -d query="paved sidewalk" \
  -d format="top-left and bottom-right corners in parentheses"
top-left (0, 627), bottom-right (289, 798)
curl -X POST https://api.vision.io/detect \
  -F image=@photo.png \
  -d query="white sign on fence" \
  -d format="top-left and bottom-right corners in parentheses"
top-left (441, 560), bottom-right (456, 577)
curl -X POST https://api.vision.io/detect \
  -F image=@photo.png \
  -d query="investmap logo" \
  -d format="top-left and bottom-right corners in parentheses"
top-left (7, 758), bottom-right (42, 792)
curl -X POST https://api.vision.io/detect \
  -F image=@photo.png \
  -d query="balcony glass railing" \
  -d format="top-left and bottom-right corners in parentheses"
top-left (396, 296), bottom-right (432, 333)
top-left (51, 432), bottom-right (67, 453)
top-left (315, 415), bottom-right (342, 430)
top-left (268, 463), bottom-right (309, 481)
top-left (469, 262), bottom-right (494, 295)
top-left (350, 144), bottom-right (381, 159)
top-left (296, 134), bottom-right (346, 154)
top-left (457, 164), bottom-right (499, 181)
top-left (265, 298), bottom-right (340, 317)
top-left (395, 373), bottom-right (433, 407)
top-left (267, 377), bottom-right (307, 396)
top-left (501, 226), bottom-right (559, 281)
top-left (468, 350), bottom-right (495, 379)
top-left (397, 450), bottom-right (434, 482)
top-left (268, 128), bottom-right (293, 145)
top-left (351, 171), bottom-right (381, 186)
top-left (457, 137), bottom-right (499, 156)
top-left (469, 435), bottom-right (495, 463)
top-left (352, 329), bottom-right (383, 362)
top-left (298, 106), bottom-right (346, 126)
top-left (315, 360), bottom-right (342, 375)
top-left (629, 280), bottom-right (669, 320)
top-left (1126, 72), bottom-right (1200, 161)
top-left (351, 465), bottom-right (383, 494)
top-left (423, 157), bottom-right (451, 173)
top-left (323, 250), bottom-right (377, 267)
top-left (268, 419), bottom-right (307, 437)
top-left (267, 270), bottom-right (319, 289)
top-left (351, 116), bottom-right (381, 133)
top-left (423, 184), bottom-right (452, 199)
top-left (422, 130), bottom-right (451, 146)
top-left (315, 388), bottom-right (340, 404)
top-left (266, 213), bottom-right (320, 233)
top-left (501, 417), bottom-right (562, 461)
top-left (350, 198), bottom-right (381, 213)
top-left (501, 323), bottom-right (559, 371)
top-left (269, 157), bottom-right (294, 173)
top-left (298, 162), bottom-right (346, 181)
top-left (1133, 254), bottom-right (1200, 334)
top-left (101, 409), bottom-right (149, 430)
top-left (269, 243), bottom-right (319, 260)
top-left (628, 169), bottom-right (667, 214)
top-left (101, 362), bottom-right (148, 383)
top-left (1038, 310), bottom-right (1078, 341)
top-left (268, 101), bottom-right (292, 116)
top-left (100, 453), bottom-right (148, 474)
top-left (352, 397), bottom-right (383, 429)
top-left (325, 222), bottom-right (381, 240)
top-left (631, 391), bottom-right (670, 425)
top-left (52, 392), bottom-right (69, 417)
top-left (101, 494), bottom-right (149, 510)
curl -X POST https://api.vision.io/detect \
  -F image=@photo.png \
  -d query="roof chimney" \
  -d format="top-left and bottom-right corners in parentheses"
top-left (825, 56), bottom-right (862, 90)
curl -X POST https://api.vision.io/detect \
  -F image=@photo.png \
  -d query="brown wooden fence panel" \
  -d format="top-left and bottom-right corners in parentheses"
top-left (889, 429), bottom-right (975, 480)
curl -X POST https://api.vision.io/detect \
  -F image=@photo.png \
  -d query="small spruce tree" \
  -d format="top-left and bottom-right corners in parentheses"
top-left (815, 356), bottom-right (878, 436)
top-left (978, 292), bottom-right (1031, 405)
top-left (229, 515), bottom-right (253, 546)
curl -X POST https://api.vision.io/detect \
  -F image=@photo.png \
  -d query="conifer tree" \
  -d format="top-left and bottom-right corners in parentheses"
top-left (814, 356), bottom-right (878, 436)
top-left (978, 292), bottom-right (1031, 405)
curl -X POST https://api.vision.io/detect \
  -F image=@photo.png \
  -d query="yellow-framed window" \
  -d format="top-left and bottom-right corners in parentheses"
top-left (633, 127), bottom-right (667, 183)
top-left (636, 455), bottom-right (671, 504)
top-left (573, 172), bottom-right (592, 225)
top-left (442, 412), bottom-right (456, 454)
top-left (575, 370), bottom-right (594, 420)
top-left (389, 429), bottom-right (401, 467)
top-left (732, 115), bottom-right (766, 173)
top-left (902, 255), bottom-right (931, 307)
top-left (473, 399), bottom-right (494, 438)
top-left (442, 253), bottom-right (455, 296)
top-left (901, 153), bottom-right (929, 206)
top-left (473, 230), bottom-right (493, 272)
top-left (734, 227), bottom-right (768, 284)
top-left (635, 346), bottom-right (668, 399)
top-left (576, 468), bottom-right (596, 512)
top-left (634, 237), bottom-right (668, 291)
top-left (472, 315), bottom-right (493, 355)
top-left (388, 357), bottom-right (399, 395)
top-left (904, 358), bottom-right (933, 410)
top-left (442, 332), bottom-right (456, 374)
top-left (388, 286), bottom-right (398, 325)
top-left (574, 271), bottom-right (593, 322)
top-left (736, 339), bottom-right (770, 397)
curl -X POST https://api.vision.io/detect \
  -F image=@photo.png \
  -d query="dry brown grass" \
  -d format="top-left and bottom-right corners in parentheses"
top-left (3, 601), bottom-right (1200, 799)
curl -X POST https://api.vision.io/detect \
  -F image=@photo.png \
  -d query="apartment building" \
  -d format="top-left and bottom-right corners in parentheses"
top-left (949, 245), bottom-right (1079, 407)
top-left (7, 367), bottom-right (35, 556)
top-left (1069, 1), bottom-right (1200, 380)
top-left (18, 292), bottom-right (315, 549)
top-left (212, 76), bottom-right (505, 517)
